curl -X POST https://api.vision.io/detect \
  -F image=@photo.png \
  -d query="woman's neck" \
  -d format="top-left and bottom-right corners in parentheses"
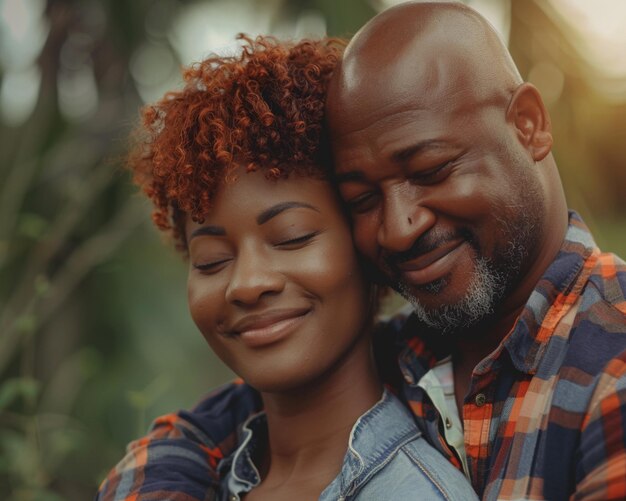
top-left (254, 335), bottom-right (381, 497)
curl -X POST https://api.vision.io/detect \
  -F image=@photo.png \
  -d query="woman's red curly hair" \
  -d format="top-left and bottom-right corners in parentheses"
top-left (128, 34), bottom-right (345, 250)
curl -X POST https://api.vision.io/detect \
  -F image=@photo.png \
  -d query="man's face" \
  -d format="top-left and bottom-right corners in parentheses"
top-left (330, 86), bottom-right (544, 332)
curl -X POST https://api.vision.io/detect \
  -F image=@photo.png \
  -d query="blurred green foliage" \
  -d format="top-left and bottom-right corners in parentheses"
top-left (0, 0), bottom-right (624, 499)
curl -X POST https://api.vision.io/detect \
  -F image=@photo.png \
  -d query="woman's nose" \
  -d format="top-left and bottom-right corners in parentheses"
top-left (224, 249), bottom-right (286, 306)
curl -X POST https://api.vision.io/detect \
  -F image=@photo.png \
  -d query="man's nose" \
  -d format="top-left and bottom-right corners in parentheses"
top-left (225, 248), bottom-right (285, 306)
top-left (377, 187), bottom-right (435, 253)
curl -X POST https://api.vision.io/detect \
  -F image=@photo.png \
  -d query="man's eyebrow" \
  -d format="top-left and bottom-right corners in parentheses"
top-left (257, 201), bottom-right (319, 225)
top-left (333, 140), bottom-right (450, 184)
top-left (189, 225), bottom-right (226, 240)
top-left (391, 139), bottom-right (449, 163)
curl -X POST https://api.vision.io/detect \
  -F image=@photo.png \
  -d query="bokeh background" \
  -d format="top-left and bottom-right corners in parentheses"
top-left (0, 0), bottom-right (624, 498)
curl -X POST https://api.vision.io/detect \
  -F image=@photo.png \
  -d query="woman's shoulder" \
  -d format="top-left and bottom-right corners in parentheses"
top-left (374, 436), bottom-right (478, 500)
top-left (321, 390), bottom-right (477, 500)
top-left (351, 437), bottom-right (477, 500)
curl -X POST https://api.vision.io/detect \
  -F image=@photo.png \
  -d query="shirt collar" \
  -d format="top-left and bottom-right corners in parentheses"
top-left (224, 390), bottom-right (421, 499)
top-left (224, 412), bottom-right (266, 494)
top-left (503, 211), bottom-right (598, 374)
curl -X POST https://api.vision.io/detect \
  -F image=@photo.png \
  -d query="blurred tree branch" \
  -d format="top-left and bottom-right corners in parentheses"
top-left (0, 0), bottom-right (147, 497)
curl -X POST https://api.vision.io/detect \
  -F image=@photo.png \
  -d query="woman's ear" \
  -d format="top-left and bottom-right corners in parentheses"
top-left (505, 82), bottom-right (553, 161)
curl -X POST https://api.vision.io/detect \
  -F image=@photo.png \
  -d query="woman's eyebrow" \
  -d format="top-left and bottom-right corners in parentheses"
top-left (189, 225), bottom-right (226, 240)
top-left (257, 201), bottom-right (319, 225)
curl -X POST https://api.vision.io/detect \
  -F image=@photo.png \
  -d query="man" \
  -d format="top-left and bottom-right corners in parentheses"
top-left (324, 3), bottom-right (626, 499)
top-left (98, 2), bottom-right (626, 500)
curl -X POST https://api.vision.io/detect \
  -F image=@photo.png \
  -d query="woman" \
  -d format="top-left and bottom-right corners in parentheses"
top-left (100, 35), bottom-right (476, 500)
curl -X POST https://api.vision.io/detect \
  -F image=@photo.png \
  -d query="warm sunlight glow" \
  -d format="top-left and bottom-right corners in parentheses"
top-left (553, 0), bottom-right (626, 79)
top-left (552, 0), bottom-right (626, 98)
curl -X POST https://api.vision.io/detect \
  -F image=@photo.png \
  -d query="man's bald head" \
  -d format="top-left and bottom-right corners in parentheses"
top-left (328, 1), bottom-right (523, 129)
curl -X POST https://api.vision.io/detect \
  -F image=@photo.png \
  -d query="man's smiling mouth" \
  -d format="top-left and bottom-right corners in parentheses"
top-left (393, 239), bottom-right (466, 287)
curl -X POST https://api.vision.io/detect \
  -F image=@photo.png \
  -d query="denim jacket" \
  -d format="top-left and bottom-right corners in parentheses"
top-left (219, 389), bottom-right (477, 500)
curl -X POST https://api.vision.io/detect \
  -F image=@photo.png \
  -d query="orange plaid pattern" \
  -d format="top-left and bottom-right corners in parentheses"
top-left (394, 213), bottom-right (626, 499)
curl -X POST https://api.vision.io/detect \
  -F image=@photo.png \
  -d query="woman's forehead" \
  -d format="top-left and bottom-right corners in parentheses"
top-left (187, 168), bottom-right (340, 225)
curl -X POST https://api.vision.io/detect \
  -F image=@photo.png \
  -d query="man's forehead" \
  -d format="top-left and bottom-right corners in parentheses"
top-left (327, 2), bottom-right (520, 130)
top-left (332, 107), bottom-right (430, 150)
top-left (328, 60), bottom-right (479, 155)
top-left (328, 45), bottom-right (493, 138)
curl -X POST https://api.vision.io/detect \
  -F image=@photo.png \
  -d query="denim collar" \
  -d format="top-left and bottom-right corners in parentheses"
top-left (321, 389), bottom-right (421, 499)
top-left (223, 412), bottom-right (266, 497)
top-left (223, 389), bottom-right (421, 499)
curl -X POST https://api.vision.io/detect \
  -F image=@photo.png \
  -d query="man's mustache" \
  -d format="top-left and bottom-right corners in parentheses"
top-left (384, 228), bottom-right (473, 270)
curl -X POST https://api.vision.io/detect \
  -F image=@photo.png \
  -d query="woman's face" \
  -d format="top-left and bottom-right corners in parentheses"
top-left (186, 166), bottom-right (372, 393)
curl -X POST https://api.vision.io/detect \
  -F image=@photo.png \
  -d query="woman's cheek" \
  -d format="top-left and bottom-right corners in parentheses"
top-left (296, 240), bottom-right (358, 292)
top-left (187, 276), bottom-right (223, 336)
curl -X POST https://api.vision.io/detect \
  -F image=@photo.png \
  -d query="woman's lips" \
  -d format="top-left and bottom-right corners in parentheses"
top-left (396, 239), bottom-right (466, 286)
top-left (230, 308), bottom-right (311, 348)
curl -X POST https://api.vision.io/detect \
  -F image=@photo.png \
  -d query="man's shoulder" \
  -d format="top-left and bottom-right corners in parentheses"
top-left (542, 251), bottom-right (626, 498)
top-left (555, 250), bottom-right (626, 376)
top-left (545, 250), bottom-right (626, 421)
top-left (566, 250), bottom-right (626, 363)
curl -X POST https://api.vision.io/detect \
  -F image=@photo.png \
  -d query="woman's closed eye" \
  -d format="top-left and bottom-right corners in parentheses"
top-left (276, 231), bottom-right (320, 249)
top-left (193, 258), bottom-right (231, 274)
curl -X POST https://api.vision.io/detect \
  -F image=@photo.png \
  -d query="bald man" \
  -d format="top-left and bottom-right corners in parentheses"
top-left (324, 2), bottom-right (626, 499)
top-left (98, 3), bottom-right (626, 500)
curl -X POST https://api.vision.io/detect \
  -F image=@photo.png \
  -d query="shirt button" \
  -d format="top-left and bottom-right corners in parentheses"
top-left (445, 417), bottom-right (452, 429)
top-left (229, 495), bottom-right (238, 501)
top-left (475, 393), bottom-right (486, 407)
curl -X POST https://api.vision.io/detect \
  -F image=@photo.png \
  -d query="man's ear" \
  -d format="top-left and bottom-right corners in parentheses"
top-left (505, 82), bottom-right (553, 161)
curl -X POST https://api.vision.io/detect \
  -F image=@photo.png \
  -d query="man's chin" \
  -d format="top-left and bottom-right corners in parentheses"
top-left (393, 258), bottom-right (507, 333)
top-left (393, 274), bottom-right (461, 308)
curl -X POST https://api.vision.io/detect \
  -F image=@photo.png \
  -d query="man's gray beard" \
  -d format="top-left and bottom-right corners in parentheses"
top-left (396, 257), bottom-right (506, 333)
top-left (394, 226), bottom-right (532, 333)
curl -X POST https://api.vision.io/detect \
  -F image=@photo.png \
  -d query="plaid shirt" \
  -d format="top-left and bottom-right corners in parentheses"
top-left (97, 212), bottom-right (626, 500)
